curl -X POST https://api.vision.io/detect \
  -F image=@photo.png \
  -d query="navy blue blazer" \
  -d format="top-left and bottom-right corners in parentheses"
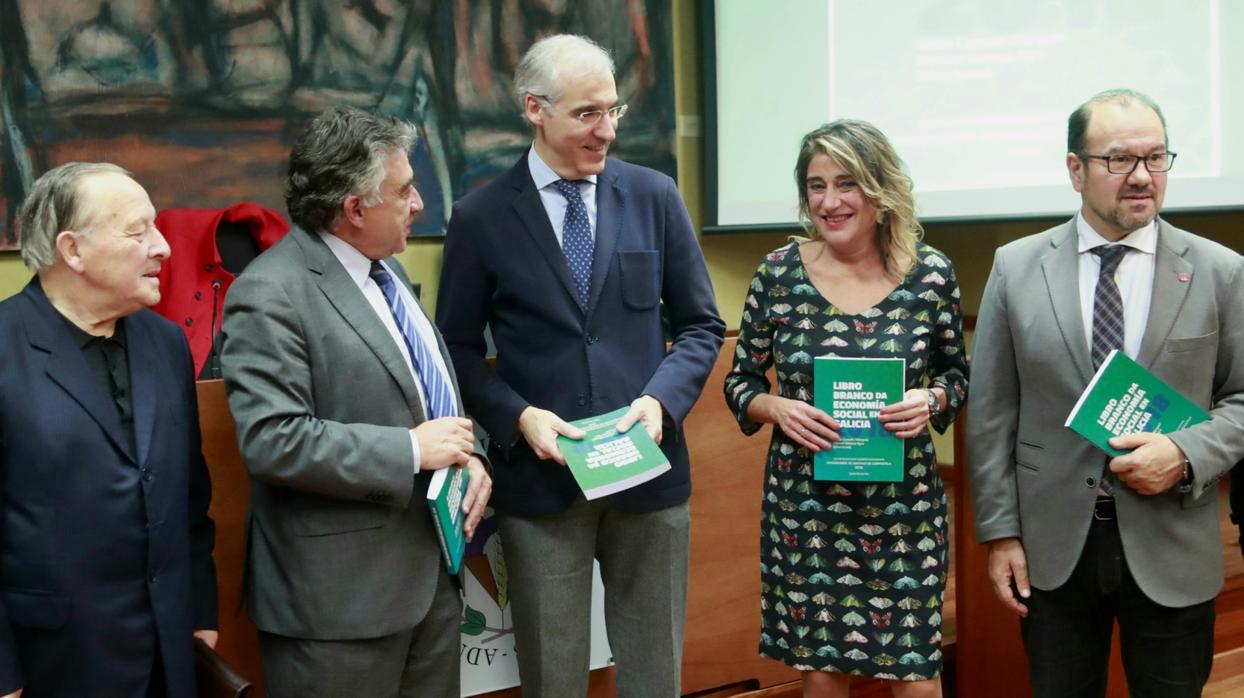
top-left (0, 279), bottom-right (217, 697)
top-left (437, 154), bottom-right (724, 516)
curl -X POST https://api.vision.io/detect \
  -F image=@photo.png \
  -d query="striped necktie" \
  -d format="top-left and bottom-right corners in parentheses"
top-left (369, 261), bottom-right (457, 420)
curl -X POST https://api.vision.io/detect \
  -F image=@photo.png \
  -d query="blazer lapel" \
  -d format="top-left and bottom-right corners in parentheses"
top-left (1041, 221), bottom-right (1095, 385)
top-left (297, 231), bottom-right (427, 423)
top-left (1136, 221), bottom-right (1193, 367)
top-left (23, 282), bottom-right (136, 463)
top-left (509, 159), bottom-right (586, 311)
top-left (586, 167), bottom-right (623, 315)
top-left (126, 316), bottom-right (158, 466)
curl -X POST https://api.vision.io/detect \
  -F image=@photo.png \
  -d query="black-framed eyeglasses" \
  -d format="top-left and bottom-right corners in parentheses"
top-left (532, 94), bottom-right (629, 126)
top-left (1078, 151), bottom-right (1178, 174)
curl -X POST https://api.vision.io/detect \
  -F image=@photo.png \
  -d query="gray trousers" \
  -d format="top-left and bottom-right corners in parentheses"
top-left (498, 497), bottom-right (691, 698)
top-left (257, 565), bottom-right (461, 698)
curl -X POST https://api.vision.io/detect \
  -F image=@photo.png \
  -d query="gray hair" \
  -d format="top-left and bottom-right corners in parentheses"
top-left (1068, 88), bottom-right (1168, 154)
top-left (514, 34), bottom-right (615, 114)
top-left (18, 161), bottom-right (130, 272)
top-left (285, 106), bottom-right (417, 233)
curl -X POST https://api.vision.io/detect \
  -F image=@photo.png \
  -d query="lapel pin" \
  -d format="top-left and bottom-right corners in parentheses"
top-left (1177, 272), bottom-right (1191, 282)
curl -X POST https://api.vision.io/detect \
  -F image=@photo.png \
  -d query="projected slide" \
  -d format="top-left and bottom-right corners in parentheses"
top-left (711, 0), bottom-right (1244, 227)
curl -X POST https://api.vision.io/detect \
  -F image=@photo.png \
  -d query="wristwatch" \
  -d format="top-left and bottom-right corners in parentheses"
top-left (1175, 459), bottom-right (1195, 494)
top-left (925, 388), bottom-right (940, 415)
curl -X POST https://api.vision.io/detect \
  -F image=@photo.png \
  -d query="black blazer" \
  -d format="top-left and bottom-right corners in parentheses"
top-left (437, 153), bottom-right (725, 515)
top-left (0, 279), bottom-right (216, 697)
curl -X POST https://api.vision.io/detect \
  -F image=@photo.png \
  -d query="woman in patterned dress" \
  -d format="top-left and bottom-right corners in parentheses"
top-left (724, 120), bottom-right (968, 697)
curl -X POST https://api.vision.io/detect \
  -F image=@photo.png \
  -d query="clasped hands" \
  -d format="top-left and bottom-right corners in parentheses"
top-left (768, 388), bottom-right (936, 453)
top-left (517, 395), bottom-right (665, 466)
top-left (411, 417), bottom-right (491, 539)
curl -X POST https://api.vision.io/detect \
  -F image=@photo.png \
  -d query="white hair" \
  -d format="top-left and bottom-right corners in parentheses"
top-left (514, 34), bottom-right (615, 114)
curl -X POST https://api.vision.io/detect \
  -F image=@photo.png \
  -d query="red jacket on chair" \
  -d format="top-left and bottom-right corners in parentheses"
top-left (153, 203), bottom-right (289, 376)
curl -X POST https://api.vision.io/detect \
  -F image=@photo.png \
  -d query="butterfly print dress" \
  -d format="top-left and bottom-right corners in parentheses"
top-left (724, 241), bottom-right (968, 680)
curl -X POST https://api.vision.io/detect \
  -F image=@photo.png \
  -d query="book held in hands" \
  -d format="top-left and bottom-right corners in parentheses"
top-left (427, 465), bottom-right (470, 574)
top-left (557, 406), bottom-right (671, 499)
top-left (1065, 349), bottom-right (1209, 456)
top-left (812, 356), bottom-right (906, 482)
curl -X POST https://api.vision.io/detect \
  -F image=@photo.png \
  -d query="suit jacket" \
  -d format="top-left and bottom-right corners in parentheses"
top-left (221, 227), bottom-right (463, 639)
top-left (967, 218), bottom-right (1244, 607)
top-left (0, 279), bottom-right (217, 697)
top-left (437, 153), bottom-right (724, 516)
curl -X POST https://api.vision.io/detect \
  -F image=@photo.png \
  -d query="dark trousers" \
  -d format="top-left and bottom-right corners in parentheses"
top-left (1020, 515), bottom-right (1215, 698)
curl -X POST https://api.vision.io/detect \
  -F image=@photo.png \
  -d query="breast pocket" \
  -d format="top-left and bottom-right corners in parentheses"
top-left (618, 250), bottom-right (661, 310)
top-left (1164, 331), bottom-right (1218, 354)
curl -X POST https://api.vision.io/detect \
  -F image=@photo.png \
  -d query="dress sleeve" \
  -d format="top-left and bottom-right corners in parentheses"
top-left (724, 257), bottom-right (776, 436)
top-left (927, 259), bottom-right (969, 434)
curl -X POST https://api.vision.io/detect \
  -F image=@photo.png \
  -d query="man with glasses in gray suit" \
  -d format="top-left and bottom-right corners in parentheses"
top-left (968, 89), bottom-right (1244, 697)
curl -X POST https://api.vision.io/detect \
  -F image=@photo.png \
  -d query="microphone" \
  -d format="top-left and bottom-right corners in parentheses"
top-left (208, 279), bottom-right (223, 379)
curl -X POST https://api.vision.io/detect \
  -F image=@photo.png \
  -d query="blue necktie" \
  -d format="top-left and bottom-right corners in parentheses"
top-left (369, 262), bottom-right (457, 420)
top-left (553, 179), bottom-right (594, 307)
top-left (1090, 244), bottom-right (1128, 495)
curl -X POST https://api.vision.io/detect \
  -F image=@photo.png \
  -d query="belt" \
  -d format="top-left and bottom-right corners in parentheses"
top-left (1093, 496), bottom-right (1116, 522)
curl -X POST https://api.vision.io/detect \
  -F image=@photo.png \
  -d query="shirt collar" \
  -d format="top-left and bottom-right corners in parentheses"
top-left (59, 313), bottom-right (127, 349)
top-left (527, 145), bottom-right (598, 190)
top-left (318, 230), bottom-right (378, 290)
top-left (1076, 211), bottom-right (1158, 255)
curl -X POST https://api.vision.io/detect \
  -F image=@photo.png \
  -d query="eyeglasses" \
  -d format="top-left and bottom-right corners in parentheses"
top-left (533, 95), bottom-right (629, 126)
top-left (1078, 151), bottom-right (1178, 174)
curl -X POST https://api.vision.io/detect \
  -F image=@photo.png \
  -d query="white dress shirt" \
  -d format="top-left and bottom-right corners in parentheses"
top-left (1076, 212), bottom-right (1157, 360)
top-left (319, 231), bottom-right (458, 472)
top-left (528, 146), bottom-right (598, 244)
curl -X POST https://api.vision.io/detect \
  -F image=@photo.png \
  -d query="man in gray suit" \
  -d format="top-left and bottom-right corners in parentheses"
top-left (221, 107), bottom-right (491, 697)
top-left (968, 89), bottom-right (1244, 697)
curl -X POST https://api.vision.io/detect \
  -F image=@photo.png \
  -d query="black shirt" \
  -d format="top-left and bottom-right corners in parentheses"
top-left (60, 314), bottom-right (136, 454)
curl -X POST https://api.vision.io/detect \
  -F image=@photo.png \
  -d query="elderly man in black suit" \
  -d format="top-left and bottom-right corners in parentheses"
top-left (0, 162), bottom-right (218, 697)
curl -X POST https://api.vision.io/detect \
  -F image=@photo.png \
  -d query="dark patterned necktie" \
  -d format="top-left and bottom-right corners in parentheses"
top-left (369, 262), bottom-right (457, 420)
top-left (1090, 244), bottom-right (1128, 495)
top-left (1090, 245), bottom-right (1128, 369)
top-left (553, 179), bottom-right (594, 307)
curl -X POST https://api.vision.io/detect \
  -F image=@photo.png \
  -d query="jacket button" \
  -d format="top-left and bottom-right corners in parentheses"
top-left (141, 468), bottom-right (153, 482)
top-left (577, 394), bottom-right (587, 406)
top-left (205, 264), bottom-right (214, 272)
top-left (1086, 477), bottom-right (1096, 487)
top-left (184, 317), bottom-right (194, 326)
top-left (194, 291), bottom-right (202, 300)
top-left (148, 575), bottom-right (157, 584)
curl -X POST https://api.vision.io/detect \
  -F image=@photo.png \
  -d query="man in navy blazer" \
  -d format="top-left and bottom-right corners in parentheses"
top-left (437, 34), bottom-right (724, 696)
top-left (0, 163), bottom-right (217, 697)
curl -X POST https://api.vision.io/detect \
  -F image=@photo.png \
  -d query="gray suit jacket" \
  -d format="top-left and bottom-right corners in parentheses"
top-left (221, 227), bottom-right (461, 639)
top-left (967, 218), bottom-right (1244, 607)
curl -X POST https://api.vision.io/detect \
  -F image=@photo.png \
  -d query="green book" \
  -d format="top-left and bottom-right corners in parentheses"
top-left (812, 356), bottom-right (906, 482)
top-left (427, 465), bottom-right (470, 574)
top-left (557, 406), bottom-right (671, 500)
top-left (1065, 349), bottom-right (1210, 457)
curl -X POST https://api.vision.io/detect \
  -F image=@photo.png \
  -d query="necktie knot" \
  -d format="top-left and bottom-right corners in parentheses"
top-left (553, 179), bottom-right (585, 202)
top-left (1091, 244), bottom-right (1128, 275)
top-left (369, 261), bottom-right (395, 294)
